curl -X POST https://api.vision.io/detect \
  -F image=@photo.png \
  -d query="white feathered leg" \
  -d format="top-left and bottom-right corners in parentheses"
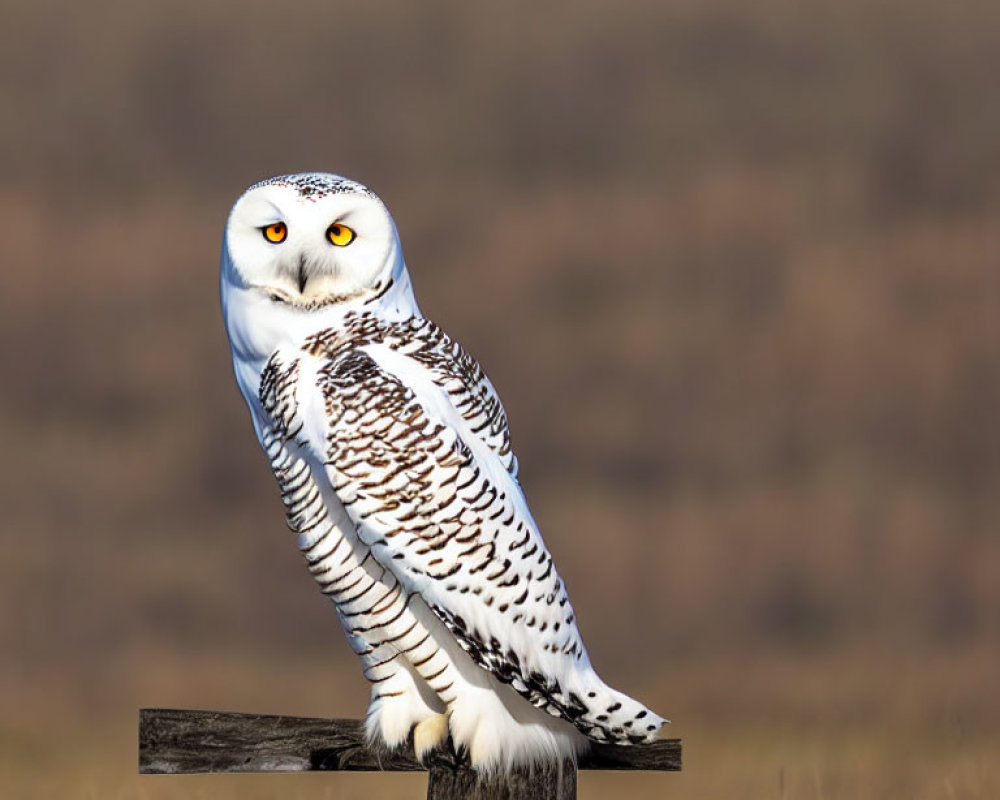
top-left (405, 597), bottom-right (589, 772)
top-left (365, 659), bottom-right (445, 750)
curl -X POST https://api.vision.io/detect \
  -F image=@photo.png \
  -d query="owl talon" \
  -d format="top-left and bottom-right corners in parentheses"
top-left (413, 713), bottom-right (452, 763)
top-left (422, 738), bottom-right (468, 771)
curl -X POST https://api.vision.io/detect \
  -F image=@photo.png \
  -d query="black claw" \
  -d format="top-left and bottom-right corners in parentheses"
top-left (423, 734), bottom-right (469, 770)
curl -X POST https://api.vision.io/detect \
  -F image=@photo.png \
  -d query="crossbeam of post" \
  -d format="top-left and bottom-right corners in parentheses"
top-left (139, 708), bottom-right (681, 800)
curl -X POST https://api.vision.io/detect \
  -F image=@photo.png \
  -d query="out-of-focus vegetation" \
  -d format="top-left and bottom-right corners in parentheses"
top-left (1, 0), bottom-right (998, 797)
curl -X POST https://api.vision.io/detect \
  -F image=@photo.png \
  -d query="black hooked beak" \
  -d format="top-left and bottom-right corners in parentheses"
top-left (296, 255), bottom-right (308, 293)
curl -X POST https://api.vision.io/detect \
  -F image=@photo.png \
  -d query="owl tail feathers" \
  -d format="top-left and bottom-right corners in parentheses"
top-left (562, 680), bottom-right (667, 746)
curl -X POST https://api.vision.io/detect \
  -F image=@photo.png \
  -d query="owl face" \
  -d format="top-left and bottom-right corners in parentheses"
top-left (224, 174), bottom-right (399, 309)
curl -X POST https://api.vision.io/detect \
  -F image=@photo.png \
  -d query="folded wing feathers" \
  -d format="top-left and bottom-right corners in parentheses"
top-left (260, 312), bottom-right (663, 744)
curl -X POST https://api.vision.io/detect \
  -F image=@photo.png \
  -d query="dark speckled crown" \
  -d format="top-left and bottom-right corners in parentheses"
top-left (248, 172), bottom-right (376, 202)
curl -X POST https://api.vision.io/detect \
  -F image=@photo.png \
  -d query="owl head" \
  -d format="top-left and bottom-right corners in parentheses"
top-left (222, 173), bottom-right (411, 310)
top-left (221, 173), bottom-right (419, 386)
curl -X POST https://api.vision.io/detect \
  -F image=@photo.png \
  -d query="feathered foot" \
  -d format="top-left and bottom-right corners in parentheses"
top-left (413, 712), bottom-right (451, 762)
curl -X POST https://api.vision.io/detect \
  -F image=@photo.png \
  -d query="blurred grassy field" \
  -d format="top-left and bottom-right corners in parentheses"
top-left (1, 0), bottom-right (998, 797)
top-left (3, 647), bottom-right (998, 798)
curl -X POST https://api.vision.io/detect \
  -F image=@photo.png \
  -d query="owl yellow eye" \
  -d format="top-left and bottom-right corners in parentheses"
top-left (262, 222), bottom-right (287, 243)
top-left (327, 222), bottom-right (356, 246)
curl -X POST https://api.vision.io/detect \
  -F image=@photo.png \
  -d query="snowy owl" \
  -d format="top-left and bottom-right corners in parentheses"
top-left (220, 172), bottom-right (665, 771)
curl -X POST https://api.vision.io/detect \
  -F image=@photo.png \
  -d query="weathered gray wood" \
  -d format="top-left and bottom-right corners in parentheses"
top-left (140, 709), bottom-right (423, 773)
top-left (140, 708), bottom-right (681, 799)
top-left (427, 758), bottom-right (577, 800)
top-left (582, 737), bottom-right (682, 771)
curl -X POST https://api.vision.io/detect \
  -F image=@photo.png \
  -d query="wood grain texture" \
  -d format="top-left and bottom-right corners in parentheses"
top-left (427, 759), bottom-right (577, 800)
top-left (139, 708), bottom-right (681, 799)
top-left (582, 737), bottom-right (682, 771)
top-left (139, 709), bottom-right (424, 773)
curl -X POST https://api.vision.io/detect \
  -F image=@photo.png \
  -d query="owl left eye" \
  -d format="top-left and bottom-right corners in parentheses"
top-left (326, 222), bottom-right (356, 247)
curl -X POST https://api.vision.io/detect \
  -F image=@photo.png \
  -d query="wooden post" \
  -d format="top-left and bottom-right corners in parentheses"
top-left (140, 708), bottom-right (681, 799)
top-left (426, 757), bottom-right (577, 800)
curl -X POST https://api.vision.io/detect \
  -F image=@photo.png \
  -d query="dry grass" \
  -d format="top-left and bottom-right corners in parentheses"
top-left (2, 647), bottom-right (998, 799)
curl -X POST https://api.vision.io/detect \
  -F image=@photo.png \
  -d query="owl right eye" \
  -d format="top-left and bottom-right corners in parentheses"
top-left (262, 222), bottom-right (287, 243)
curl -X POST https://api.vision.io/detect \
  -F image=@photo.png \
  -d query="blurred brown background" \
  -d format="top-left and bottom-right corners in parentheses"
top-left (2, 0), bottom-right (998, 797)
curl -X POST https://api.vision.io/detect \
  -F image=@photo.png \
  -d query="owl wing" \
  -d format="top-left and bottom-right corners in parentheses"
top-left (258, 333), bottom-right (662, 743)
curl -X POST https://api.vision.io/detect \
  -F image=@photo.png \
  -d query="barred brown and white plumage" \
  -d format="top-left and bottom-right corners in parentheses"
top-left (220, 173), bottom-right (666, 771)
